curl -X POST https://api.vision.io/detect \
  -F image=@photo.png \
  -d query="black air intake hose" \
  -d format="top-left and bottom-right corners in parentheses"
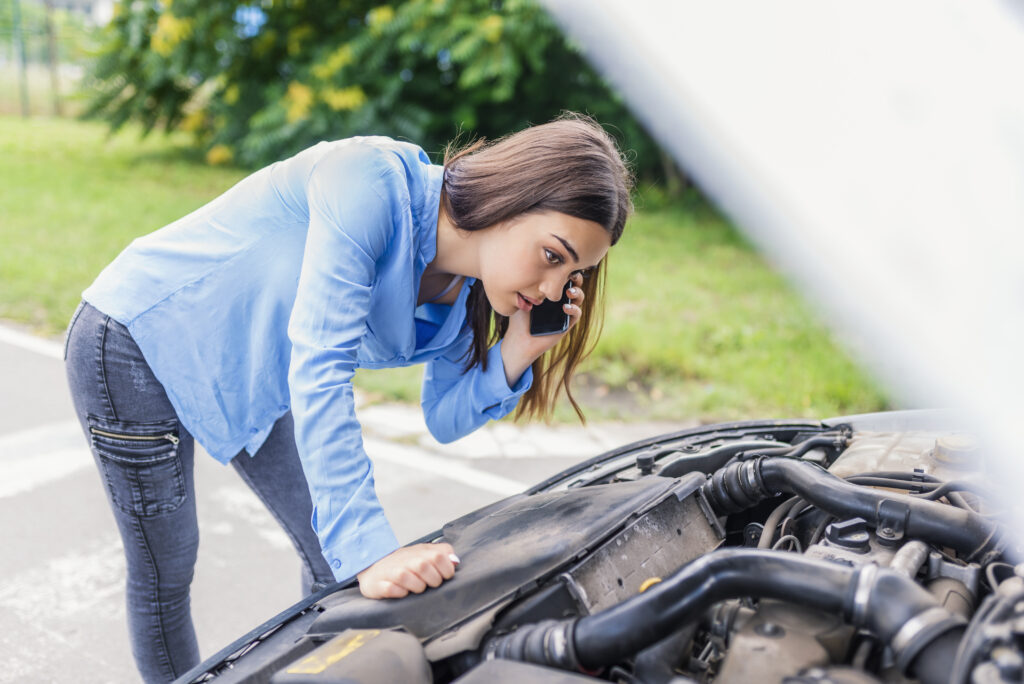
top-left (703, 457), bottom-right (1015, 563)
top-left (483, 550), bottom-right (964, 684)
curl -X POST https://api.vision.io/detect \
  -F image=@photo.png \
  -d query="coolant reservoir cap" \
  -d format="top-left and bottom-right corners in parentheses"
top-left (933, 433), bottom-right (979, 466)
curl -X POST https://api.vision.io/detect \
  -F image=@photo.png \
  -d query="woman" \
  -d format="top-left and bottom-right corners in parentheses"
top-left (64, 113), bottom-right (632, 682)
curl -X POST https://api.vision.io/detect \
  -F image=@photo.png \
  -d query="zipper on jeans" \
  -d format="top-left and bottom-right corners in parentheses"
top-left (89, 427), bottom-right (180, 445)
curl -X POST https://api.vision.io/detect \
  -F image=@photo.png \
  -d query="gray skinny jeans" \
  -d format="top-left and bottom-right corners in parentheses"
top-left (64, 301), bottom-right (334, 682)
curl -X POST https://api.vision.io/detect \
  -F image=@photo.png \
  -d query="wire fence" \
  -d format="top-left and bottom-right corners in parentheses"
top-left (0, 0), bottom-right (97, 116)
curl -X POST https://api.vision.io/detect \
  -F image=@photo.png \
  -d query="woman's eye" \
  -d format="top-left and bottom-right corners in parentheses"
top-left (544, 248), bottom-right (563, 265)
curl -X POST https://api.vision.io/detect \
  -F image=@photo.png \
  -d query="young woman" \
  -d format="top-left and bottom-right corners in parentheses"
top-left (64, 113), bottom-right (632, 682)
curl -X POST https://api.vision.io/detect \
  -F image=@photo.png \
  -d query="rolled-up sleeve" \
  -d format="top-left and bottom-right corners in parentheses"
top-left (287, 144), bottom-right (400, 581)
top-left (420, 331), bottom-right (533, 444)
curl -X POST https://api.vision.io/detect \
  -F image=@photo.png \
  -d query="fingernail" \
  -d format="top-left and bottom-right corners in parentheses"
top-left (449, 553), bottom-right (461, 565)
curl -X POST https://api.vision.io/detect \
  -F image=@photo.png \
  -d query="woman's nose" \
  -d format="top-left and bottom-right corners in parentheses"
top-left (540, 276), bottom-right (566, 301)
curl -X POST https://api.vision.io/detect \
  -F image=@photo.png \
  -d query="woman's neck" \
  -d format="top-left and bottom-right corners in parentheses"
top-left (428, 205), bottom-right (481, 280)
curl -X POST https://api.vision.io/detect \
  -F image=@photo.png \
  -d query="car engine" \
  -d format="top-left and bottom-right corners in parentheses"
top-left (183, 412), bottom-right (1024, 684)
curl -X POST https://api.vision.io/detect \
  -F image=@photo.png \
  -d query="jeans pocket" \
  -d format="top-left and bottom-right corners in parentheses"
top-left (87, 414), bottom-right (186, 517)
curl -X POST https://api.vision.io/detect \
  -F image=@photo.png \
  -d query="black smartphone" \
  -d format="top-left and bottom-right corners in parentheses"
top-left (529, 281), bottom-right (572, 336)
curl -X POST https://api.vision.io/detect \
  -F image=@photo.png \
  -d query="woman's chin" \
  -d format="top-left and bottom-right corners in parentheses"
top-left (482, 290), bottom-right (515, 317)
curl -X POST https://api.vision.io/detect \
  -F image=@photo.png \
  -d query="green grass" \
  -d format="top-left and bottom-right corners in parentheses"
top-left (575, 190), bottom-right (889, 421)
top-left (0, 115), bottom-right (244, 329)
top-left (0, 114), bottom-right (889, 423)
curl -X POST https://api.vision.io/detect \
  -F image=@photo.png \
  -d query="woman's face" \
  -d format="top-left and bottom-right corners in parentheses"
top-left (478, 211), bottom-right (612, 317)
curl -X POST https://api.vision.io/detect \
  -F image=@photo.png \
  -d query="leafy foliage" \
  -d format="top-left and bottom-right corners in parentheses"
top-left (82, 0), bottom-right (664, 175)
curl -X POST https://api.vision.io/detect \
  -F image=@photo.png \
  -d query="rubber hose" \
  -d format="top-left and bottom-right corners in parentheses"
top-left (632, 623), bottom-right (699, 684)
top-left (483, 619), bottom-right (579, 670)
top-left (761, 458), bottom-right (1007, 562)
top-left (740, 433), bottom-right (847, 460)
top-left (571, 550), bottom-right (947, 669)
top-left (908, 627), bottom-right (966, 684)
top-left (658, 440), bottom-right (784, 478)
top-left (704, 458), bottom-right (1014, 563)
top-left (483, 550), bottom-right (966, 684)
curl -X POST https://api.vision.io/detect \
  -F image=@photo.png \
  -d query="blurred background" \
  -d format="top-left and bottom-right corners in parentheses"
top-left (0, 2), bottom-right (902, 680)
top-left (0, 0), bottom-right (890, 425)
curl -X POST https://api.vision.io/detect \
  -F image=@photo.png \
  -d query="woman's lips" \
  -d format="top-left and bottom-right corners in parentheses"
top-left (517, 293), bottom-right (535, 311)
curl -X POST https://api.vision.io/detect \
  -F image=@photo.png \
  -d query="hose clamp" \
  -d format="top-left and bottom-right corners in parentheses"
top-left (851, 563), bottom-right (879, 626)
top-left (556, 620), bottom-right (581, 670)
top-left (546, 624), bottom-right (569, 664)
top-left (740, 460), bottom-right (764, 498)
top-left (890, 606), bottom-right (965, 673)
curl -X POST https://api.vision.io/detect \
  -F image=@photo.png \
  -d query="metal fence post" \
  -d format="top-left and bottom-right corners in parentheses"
top-left (44, 0), bottom-right (62, 116)
top-left (11, 0), bottom-right (31, 117)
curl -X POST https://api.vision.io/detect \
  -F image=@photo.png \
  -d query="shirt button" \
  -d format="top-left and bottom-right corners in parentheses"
top-left (331, 559), bottom-right (342, 570)
top-left (250, 427), bottom-right (259, 434)
top-left (279, 405), bottom-right (288, 411)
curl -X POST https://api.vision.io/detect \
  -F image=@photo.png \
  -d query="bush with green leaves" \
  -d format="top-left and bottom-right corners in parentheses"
top-left (83, 0), bottom-right (665, 175)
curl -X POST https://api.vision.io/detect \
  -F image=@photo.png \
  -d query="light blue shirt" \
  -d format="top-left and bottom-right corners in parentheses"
top-left (83, 136), bottom-right (532, 580)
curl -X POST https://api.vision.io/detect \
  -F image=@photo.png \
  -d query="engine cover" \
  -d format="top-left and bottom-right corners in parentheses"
top-left (309, 472), bottom-right (716, 641)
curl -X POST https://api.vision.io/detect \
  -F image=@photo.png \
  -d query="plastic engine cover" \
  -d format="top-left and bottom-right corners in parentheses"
top-left (309, 473), bottom-right (709, 641)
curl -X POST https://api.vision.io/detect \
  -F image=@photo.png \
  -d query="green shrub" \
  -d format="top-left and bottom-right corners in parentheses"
top-left (82, 0), bottom-right (663, 176)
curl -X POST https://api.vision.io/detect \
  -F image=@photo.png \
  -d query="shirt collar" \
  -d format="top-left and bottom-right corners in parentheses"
top-left (416, 163), bottom-right (446, 268)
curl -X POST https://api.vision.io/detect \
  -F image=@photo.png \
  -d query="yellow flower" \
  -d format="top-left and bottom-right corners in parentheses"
top-left (284, 81), bottom-right (314, 122)
top-left (179, 109), bottom-right (205, 133)
top-left (481, 14), bottom-right (502, 43)
top-left (224, 84), bottom-right (240, 105)
top-left (206, 144), bottom-right (233, 165)
top-left (151, 12), bottom-right (194, 57)
top-left (311, 44), bottom-right (354, 81)
top-left (321, 86), bottom-right (367, 111)
top-left (287, 24), bottom-right (314, 56)
top-left (367, 6), bottom-right (394, 34)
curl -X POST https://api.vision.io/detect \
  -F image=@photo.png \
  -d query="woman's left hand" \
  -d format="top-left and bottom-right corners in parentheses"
top-left (500, 272), bottom-right (585, 386)
top-left (356, 543), bottom-right (459, 599)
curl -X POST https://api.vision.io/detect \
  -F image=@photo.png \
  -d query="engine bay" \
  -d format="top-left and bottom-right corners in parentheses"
top-left (184, 413), bottom-right (1024, 684)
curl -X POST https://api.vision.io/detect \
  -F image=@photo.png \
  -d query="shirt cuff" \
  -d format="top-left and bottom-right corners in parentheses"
top-left (479, 340), bottom-right (533, 419)
top-left (321, 517), bottom-right (400, 582)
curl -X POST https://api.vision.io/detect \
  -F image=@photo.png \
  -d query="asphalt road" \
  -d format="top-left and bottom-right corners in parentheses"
top-left (0, 323), bottom-right (688, 683)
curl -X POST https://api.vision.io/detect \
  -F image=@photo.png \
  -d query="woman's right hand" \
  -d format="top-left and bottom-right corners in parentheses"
top-left (356, 543), bottom-right (459, 599)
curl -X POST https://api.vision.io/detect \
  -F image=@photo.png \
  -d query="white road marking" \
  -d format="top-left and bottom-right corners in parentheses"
top-left (0, 419), bottom-right (82, 452)
top-left (0, 420), bottom-right (93, 498)
top-left (0, 323), bottom-right (63, 360)
top-left (364, 436), bottom-right (527, 496)
top-left (0, 416), bottom-right (524, 503)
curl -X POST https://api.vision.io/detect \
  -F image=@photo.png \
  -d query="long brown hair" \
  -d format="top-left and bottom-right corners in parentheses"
top-left (440, 113), bottom-right (634, 422)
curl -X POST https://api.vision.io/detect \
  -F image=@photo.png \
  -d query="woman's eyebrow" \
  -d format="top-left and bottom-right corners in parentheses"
top-left (550, 234), bottom-right (580, 263)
